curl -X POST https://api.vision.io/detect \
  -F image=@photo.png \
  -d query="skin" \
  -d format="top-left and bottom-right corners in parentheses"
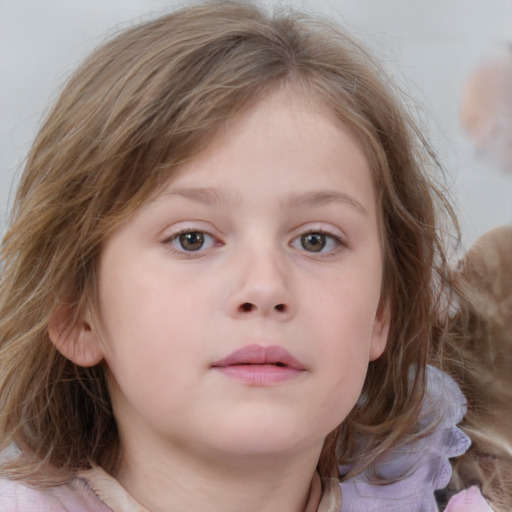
top-left (51, 87), bottom-right (389, 512)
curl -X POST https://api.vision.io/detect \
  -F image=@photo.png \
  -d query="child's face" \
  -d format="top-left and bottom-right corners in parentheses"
top-left (86, 88), bottom-right (389, 465)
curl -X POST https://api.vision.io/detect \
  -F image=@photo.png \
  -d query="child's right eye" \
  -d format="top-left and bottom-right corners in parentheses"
top-left (166, 230), bottom-right (218, 252)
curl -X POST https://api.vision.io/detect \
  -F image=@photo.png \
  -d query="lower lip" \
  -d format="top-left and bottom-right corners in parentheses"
top-left (214, 364), bottom-right (303, 385)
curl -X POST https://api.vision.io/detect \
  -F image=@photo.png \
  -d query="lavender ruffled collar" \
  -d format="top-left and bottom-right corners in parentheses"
top-left (338, 366), bottom-right (471, 511)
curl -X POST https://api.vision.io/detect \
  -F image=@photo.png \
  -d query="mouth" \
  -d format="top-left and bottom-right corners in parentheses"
top-left (211, 344), bottom-right (306, 385)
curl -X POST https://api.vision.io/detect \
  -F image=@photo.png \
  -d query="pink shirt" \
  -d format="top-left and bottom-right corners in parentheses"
top-left (0, 467), bottom-right (492, 511)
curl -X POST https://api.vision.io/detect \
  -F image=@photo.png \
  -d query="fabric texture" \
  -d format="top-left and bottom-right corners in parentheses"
top-left (338, 366), bottom-right (481, 512)
top-left (0, 475), bottom-right (111, 511)
top-left (445, 487), bottom-right (494, 512)
top-left (0, 467), bottom-right (331, 512)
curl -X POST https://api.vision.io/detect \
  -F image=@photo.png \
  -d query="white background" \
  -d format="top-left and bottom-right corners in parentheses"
top-left (1, 0), bottom-right (512, 249)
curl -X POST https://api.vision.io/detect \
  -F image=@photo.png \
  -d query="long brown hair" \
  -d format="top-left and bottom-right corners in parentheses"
top-left (0, 0), bottom-right (458, 486)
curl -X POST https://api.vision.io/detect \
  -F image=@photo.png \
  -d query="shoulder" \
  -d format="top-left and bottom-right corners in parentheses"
top-left (0, 476), bottom-right (112, 512)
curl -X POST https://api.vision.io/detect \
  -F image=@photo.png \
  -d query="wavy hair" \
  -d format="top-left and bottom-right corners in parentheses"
top-left (0, 0), bottom-right (458, 487)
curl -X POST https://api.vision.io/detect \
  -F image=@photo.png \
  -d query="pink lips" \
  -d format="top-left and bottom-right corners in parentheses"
top-left (211, 344), bottom-right (305, 385)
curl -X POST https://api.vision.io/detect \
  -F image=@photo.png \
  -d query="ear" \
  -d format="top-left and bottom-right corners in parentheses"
top-left (48, 306), bottom-right (104, 367)
top-left (369, 302), bottom-right (390, 361)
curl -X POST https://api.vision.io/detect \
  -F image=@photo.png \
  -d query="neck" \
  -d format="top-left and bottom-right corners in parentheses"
top-left (114, 440), bottom-right (324, 512)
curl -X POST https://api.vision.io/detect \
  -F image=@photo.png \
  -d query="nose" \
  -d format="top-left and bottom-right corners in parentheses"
top-left (226, 249), bottom-right (296, 321)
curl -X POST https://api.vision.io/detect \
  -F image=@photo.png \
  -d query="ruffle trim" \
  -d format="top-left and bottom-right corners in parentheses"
top-left (339, 366), bottom-right (471, 512)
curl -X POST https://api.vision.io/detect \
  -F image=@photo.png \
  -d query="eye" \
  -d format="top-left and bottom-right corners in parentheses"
top-left (168, 231), bottom-right (217, 252)
top-left (291, 231), bottom-right (342, 253)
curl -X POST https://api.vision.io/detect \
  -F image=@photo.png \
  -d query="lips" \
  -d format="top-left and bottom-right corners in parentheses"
top-left (211, 344), bottom-right (305, 385)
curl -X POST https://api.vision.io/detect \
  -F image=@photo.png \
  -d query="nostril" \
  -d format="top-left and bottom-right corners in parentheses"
top-left (237, 302), bottom-right (289, 314)
top-left (240, 302), bottom-right (254, 313)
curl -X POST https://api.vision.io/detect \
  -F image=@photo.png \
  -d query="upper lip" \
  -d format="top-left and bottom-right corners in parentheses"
top-left (211, 344), bottom-right (306, 370)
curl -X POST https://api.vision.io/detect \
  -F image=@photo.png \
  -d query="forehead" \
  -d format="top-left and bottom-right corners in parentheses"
top-left (158, 86), bottom-right (373, 195)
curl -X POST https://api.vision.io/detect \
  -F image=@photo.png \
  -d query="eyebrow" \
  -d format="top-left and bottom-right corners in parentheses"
top-left (162, 186), bottom-right (241, 206)
top-left (162, 186), bottom-right (367, 215)
top-left (283, 190), bottom-right (368, 215)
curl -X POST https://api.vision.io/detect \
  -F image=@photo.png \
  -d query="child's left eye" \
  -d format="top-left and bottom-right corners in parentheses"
top-left (291, 232), bottom-right (342, 253)
top-left (167, 231), bottom-right (217, 252)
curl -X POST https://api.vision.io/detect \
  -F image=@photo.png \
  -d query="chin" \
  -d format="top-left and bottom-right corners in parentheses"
top-left (205, 420), bottom-right (321, 460)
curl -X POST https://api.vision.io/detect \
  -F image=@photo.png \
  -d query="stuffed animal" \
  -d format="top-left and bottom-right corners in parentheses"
top-left (444, 225), bottom-right (512, 511)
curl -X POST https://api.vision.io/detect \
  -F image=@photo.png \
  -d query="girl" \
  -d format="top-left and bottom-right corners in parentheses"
top-left (0, 1), bottom-right (493, 510)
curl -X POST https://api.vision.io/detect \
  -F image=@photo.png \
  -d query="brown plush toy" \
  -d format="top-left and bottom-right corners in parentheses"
top-left (445, 225), bottom-right (512, 511)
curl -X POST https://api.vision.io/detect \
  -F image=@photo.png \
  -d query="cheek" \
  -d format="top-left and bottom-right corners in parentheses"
top-left (300, 269), bottom-right (382, 410)
top-left (99, 252), bottom-right (208, 335)
top-left (306, 271), bottom-right (382, 344)
top-left (306, 343), bottom-right (369, 440)
top-left (96, 265), bottom-right (207, 385)
top-left (101, 293), bottom-right (206, 427)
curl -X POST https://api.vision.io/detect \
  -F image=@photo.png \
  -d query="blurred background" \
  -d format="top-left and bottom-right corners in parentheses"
top-left (1, 0), bottom-right (511, 249)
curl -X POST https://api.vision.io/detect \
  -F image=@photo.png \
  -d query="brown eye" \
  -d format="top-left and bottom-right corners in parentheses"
top-left (291, 230), bottom-right (343, 254)
top-left (300, 233), bottom-right (326, 252)
top-left (167, 229), bottom-right (218, 254)
top-left (177, 232), bottom-right (206, 251)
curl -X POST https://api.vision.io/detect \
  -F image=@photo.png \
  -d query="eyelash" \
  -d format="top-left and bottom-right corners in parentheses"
top-left (162, 227), bottom-right (345, 256)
